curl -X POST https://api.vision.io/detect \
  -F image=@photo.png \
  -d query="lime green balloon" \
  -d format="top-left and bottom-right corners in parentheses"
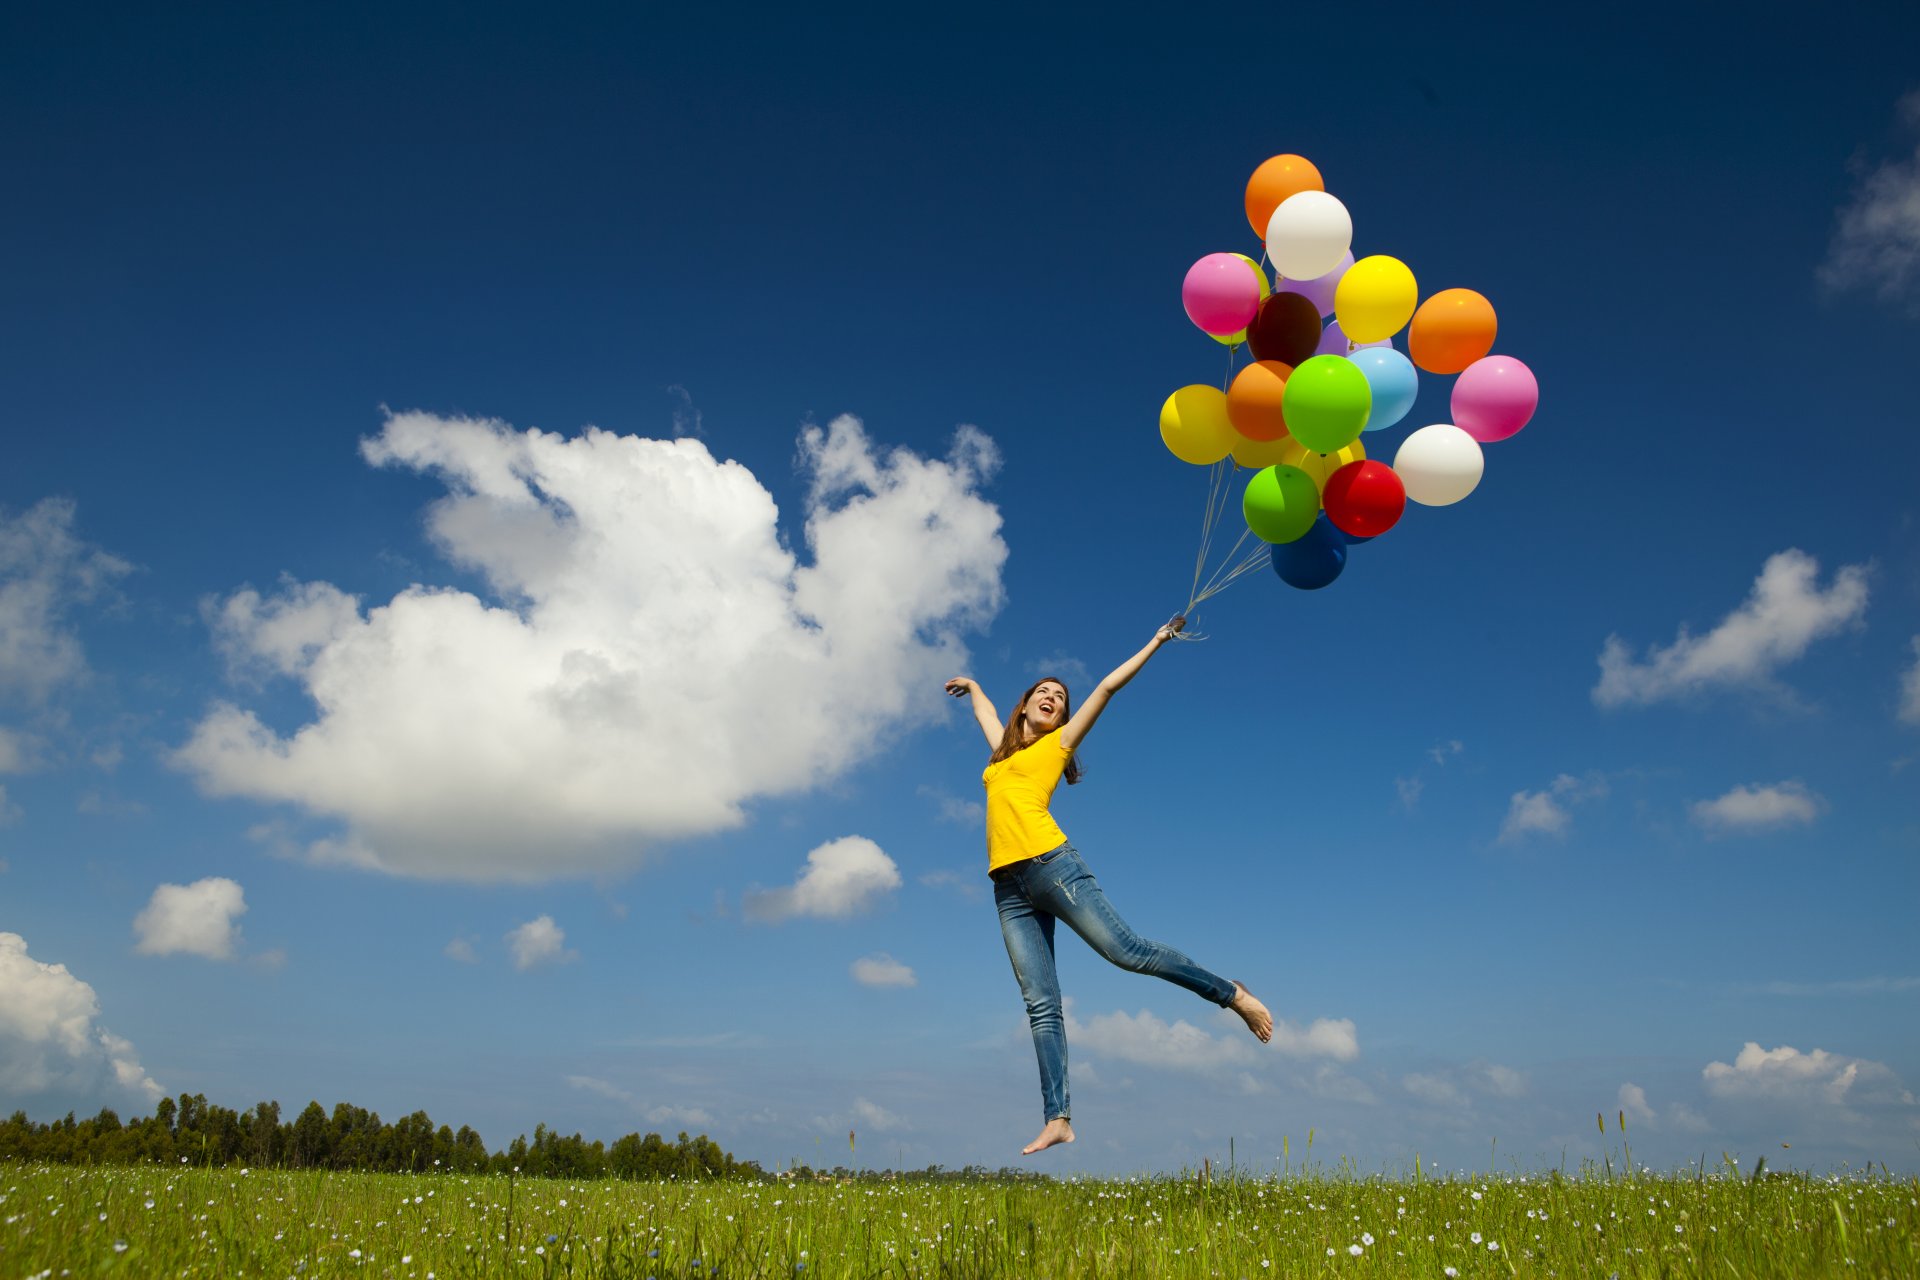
top-left (1241, 464), bottom-right (1320, 544)
top-left (1281, 355), bottom-right (1372, 453)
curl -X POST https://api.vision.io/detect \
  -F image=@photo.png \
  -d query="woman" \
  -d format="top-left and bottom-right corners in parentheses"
top-left (945, 616), bottom-right (1272, 1155)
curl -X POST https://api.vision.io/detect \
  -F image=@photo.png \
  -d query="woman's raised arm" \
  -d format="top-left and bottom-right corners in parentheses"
top-left (945, 677), bottom-right (1004, 749)
top-left (1058, 616), bottom-right (1184, 754)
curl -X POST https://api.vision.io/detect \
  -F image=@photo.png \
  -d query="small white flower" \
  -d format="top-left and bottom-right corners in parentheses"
top-left (1488, 1241), bottom-right (1500, 1252)
top-left (348, 1249), bottom-right (361, 1259)
top-left (1471, 1191), bottom-right (1482, 1200)
top-left (1471, 1232), bottom-right (1482, 1244)
top-left (1362, 1232), bottom-right (1374, 1245)
top-left (113, 1241), bottom-right (128, 1254)
top-left (559, 1200), bottom-right (567, 1207)
top-left (1326, 1248), bottom-right (1336, 1257)
top-left (1445, 1269), bottom-right (1458, 1278)
top-left (1348, 1243), bottom-right (1364, 1256)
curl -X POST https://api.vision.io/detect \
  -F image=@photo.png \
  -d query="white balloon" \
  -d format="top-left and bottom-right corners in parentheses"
top-left (1393, 424), bottom-right (1484, 506)
top-left (1265, 190), bottom-right (1353, 280)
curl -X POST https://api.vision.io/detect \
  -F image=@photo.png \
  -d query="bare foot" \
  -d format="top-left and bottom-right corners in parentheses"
top-left (1231, 981), bottom-right (1273, 1043)
top-left (1022, 1117), bottom-right (1074, 1155)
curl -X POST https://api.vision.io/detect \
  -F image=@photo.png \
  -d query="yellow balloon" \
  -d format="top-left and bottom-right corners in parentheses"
top-left (1279, 436), bottom-right (1366, 496)
top-left (1334, 254), bottom-right (1418, 343)
top-left (1230, 431), bottom-right (1294, 468)
top-left (1210, 254), bottom-right (1271, 346)
top-left (1159, 385), bottom-right (1235, 466)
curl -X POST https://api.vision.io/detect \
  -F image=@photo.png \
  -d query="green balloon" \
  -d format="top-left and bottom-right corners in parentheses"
top-left (1242, 464), bottom-right (1320, 544)
top-left (1281, 355), bottom-right (1372, 453)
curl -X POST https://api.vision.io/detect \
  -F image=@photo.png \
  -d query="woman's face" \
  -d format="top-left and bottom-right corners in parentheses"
top-left (1024, 681), bottom-right (1068, 734)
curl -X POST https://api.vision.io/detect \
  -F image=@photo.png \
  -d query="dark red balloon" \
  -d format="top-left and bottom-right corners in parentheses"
top-left (1245, 292), bottom-right (1322, 368)
top-left (1322, 460), bottom-right (1406, 538)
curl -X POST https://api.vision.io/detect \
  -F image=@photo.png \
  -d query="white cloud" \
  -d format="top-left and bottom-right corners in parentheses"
top-left (744, 836), bottom-right (901, 923)
top-left (0, 726), bottom-right (38, 773)
top-left (0, 784), bottom-right (16, 826)
top-left (0, 498), bottom-right (132, 703)
top-left (1067, 1006), bottom-right (1358, 1074)
top-left (444, 937), bottom-right (479, 964)
top-left (917, 784), bottom-right (984, 826)
top-left (850, 952), bottom-right (916, 987)
top-left (1499, 772), bottom-right (1607, 843)
top-left (174, 411), bottom-right (1004, 883)
top-left (1594, 550), bottom-right (1869, 708)
top-left (850, 1097), bottom-right (907, 1132)
top-left (132, 877), bottom-right (247, 960)
top-left (1403, 1073), bottom-right (1466, 1107)
top-left (1024, 651), bottom-right (1090, 692)
top-left (565, 1075), bottom-right (712, 1128)
top-left (1428, 740), bottom-right (1464, 765)
top-left (1900, 636), bottom-right (1920, 724)
top-left (1478, 1062), bottom-right (1528, 1097)
top-left (506, 915), bottom-right (577, 970)
top-left (1690, 781), bottom-right (1824, 834)
top-left (0, 932), bottom-right (162, 1101)
top-left (1619, 1082), bottom-right (1656, 1127)
top-left (1072, 1007), bottom-right (1256, 1071)
top-left (1703, 1042), bottom-right (1915, 1108)
top-left (1819, 90), bottom-right (1920, 308)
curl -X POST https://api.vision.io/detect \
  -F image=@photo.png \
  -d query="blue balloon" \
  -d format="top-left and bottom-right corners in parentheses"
top-left (1270, 513), bottom-right (1348, 590)
top-left (1352, 347), bottom-right (1418, 432)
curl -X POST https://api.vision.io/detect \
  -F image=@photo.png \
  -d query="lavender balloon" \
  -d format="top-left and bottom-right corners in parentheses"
top-left (1277, 250), bottom-right (1353, 318)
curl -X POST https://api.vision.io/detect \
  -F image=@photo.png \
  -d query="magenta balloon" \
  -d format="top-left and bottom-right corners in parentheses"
top-left (1452, 355), bottom-right (1540, 442)
top-left (1277, 250), bottom-right (1353, 318)
top-left (1183, 253), bottom-right (1262, 336)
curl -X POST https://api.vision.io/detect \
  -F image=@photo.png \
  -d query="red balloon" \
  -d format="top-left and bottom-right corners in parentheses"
top-left (1245, 292), bottom-right (1322, 368)
top-left (1322, 460), bottom-right (1405, 537)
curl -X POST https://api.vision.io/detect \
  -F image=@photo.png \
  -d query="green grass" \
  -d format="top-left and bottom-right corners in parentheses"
top-left (3, 1160), bottom-right (1915, 1278)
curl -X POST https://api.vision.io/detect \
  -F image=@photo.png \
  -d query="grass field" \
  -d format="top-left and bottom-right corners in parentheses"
top-left (3, 1159), bottom-right (1915, 1278)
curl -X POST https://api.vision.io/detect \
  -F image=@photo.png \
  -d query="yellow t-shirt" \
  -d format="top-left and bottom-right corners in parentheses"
top-left (982, 728), bottom-right (1074, 872)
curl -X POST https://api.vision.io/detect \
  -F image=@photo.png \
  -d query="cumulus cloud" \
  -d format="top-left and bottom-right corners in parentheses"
top-left (850, 1097), bottom-right (907, 1132)
top-left (744, 836), bottom-right (901, 922)
top-left (1499, 772), bottom-right (1607, 843)
top-left (1820, 90), bottom-right (1920, 309)
top-left (565, 1075), bottom-right (712, 1128)
top-left (0, 498), bottom-right (132, 703)
top-left (1704, 1042), bottom-right (1916, 1109)
top-left (1900, 637), bottom-right (1920, 724)
top-left (132, 877), bottom-right (247, 960)
top-left (850, 952), bottom-right (916, 987)
top-left (1403, 1072), bottom-right (1466, 1107)
top-left (173, 412), bottom-right (1004, 883)
top-left (507, 915), bottom-right (577, 970)
top-left (1067, 1006), bottom-right (1357, 1074)
top-left (1619, 1082), bottom-right (1656, 1126)
top-left (0, 932), bottom-right (162, 1101)
top-left (1593, 550), bottom-right (1869, 708)
top-left (1690, 781), bottom-right (1824, 834)
top-left (444, 937), bottom-right (479, 964)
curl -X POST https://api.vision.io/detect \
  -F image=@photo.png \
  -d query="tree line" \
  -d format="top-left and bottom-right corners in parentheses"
top-left (0, 1094), bottom-right (760, 1181)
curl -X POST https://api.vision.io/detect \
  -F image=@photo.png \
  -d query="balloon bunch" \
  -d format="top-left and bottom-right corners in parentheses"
top-left (1162, 153), bottom-right (1540, 604)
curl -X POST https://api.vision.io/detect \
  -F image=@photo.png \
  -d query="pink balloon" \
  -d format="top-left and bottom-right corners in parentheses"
top-left (1451, 355), bottom-right (1538, 442)
top-left (1182, 253), bottom-right (1261, 336)
top-left (1277, 250), bottom-right (1352, 318)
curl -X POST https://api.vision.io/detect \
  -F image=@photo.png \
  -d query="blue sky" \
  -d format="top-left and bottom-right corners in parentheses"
top-left (3, 2), bottom-right (1918, 1176)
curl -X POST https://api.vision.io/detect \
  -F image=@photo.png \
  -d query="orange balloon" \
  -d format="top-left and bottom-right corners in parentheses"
top-left (1408, 289), bottom-right (1498, 374)
top-left (1226, 360), bottom-right (1293, 442)
top-left (1244, 154), bottom-right (1325, 239)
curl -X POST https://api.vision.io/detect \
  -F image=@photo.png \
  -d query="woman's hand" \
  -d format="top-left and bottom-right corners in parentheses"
top-left (944, 676), bottom-right (976, 698)
top-left (1154, 615), bottom-right (1188, 645)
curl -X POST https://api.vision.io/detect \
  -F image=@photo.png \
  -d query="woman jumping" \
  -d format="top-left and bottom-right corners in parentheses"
top-left (945, 616), bottom-right (1273, 1155)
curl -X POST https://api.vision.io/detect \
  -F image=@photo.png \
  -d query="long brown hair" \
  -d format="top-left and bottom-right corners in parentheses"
top-left (987, 676), bottom-right (1083, 785)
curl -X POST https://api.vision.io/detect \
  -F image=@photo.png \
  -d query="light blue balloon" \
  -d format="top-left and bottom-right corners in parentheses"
top-left (1353, 347), bottom-right (1418, 433)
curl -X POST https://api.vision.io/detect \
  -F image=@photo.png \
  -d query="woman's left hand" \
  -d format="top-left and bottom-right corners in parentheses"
top-left (1155, 615), bottom-right (1187, 644)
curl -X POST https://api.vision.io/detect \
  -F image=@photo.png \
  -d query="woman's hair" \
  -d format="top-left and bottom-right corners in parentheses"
top-left (987, 676), bottom-right (1083, 785)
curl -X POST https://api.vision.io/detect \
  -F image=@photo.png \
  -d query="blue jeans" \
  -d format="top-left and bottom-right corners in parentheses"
top-left (993, 841), bottom-right (1237, 1123)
